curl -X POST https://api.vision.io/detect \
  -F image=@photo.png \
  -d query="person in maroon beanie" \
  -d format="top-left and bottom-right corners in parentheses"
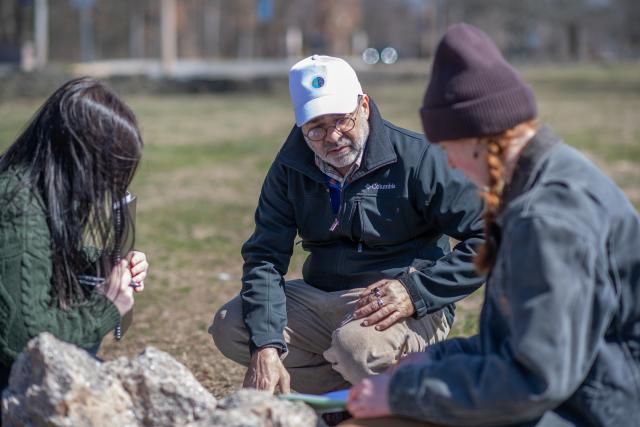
top-left (342, 23), bottom-right (640, 427)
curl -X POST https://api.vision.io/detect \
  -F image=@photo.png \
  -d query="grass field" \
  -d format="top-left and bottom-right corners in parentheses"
top-left (0, 63), bottom-right (638, 397)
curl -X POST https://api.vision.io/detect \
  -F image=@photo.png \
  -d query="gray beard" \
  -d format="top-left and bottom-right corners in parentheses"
top-left (307, 116), bottom-right (370, 170)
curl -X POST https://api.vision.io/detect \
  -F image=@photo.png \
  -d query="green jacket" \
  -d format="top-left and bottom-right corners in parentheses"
top-left (0, 168), bottom-right (120, 383)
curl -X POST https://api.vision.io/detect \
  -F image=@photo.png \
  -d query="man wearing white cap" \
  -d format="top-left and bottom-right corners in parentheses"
top-left (210, 55), bottom-right (485, 394)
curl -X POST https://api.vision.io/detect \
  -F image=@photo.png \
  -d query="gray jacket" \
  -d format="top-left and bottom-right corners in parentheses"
top-left (389, 125), bottom-right (640, 426)
top-left (240, 100), bottom-right (485, 352)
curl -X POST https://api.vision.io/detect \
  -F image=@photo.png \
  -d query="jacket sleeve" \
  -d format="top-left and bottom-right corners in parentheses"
top-left (398, 144), bottom-right (485, 318)
top-left (0, 187), bottom-right (120, 362)
top-left (389, 213), bottom-right (607, 426)
top-left (240, 161), bottom-right (297, 353)
top-left (424, 334), bottom-right (481, 362)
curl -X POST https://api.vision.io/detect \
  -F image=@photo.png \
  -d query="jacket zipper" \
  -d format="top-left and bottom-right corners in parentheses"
top-left (329, 181), bottom-right (349, 232)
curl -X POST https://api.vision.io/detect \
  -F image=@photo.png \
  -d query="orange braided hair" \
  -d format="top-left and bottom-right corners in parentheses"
top-left (474, 120), bottom-right (538, 275)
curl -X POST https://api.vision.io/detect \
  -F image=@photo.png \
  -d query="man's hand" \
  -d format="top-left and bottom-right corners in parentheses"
top-left (242, 347), bottom-right (291, 394)
top-left (354, 279), bottom-right (414, 331)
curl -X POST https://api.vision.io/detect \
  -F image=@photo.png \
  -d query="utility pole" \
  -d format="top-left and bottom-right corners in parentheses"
top-left (161, 0), bottom-right (177, 76)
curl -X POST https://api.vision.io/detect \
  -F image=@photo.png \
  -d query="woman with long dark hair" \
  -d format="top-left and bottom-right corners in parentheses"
top-left (0, 77), bottom-right (148, 390)
top-left (344, 24), bottom-right (640, 426)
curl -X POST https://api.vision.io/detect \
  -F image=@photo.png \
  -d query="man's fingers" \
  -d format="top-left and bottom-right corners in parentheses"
top-left (360, 304), bottom-right (395, 326)
top-left (359, 283), bottom-right (378, 297)
top-left (355, 292), bottom-right (402, 319)
top-left (245, 375), bottom-right (275, 393)
top-left (355, 290), bottom-right (386, 309)
top-left (265, 379), bottom-right (276, 394)
top-left (354, 299), bottom-right (383, 319)
top-left (242, 370), bottom-right (254, 388)
top-left (279, 371), bottom-right (291, 394)
top-left (373, 310), bottom-right (402, 331)
top-left (356, 280), bottom-right (394, 310)
top-left (355, 293), bottom-right (374, 310)
top-left (358, 280), bottom-right (389, 298)
top-left (242, 369), bottom-right (272, 392)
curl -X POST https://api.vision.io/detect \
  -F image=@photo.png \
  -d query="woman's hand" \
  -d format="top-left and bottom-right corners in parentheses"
top-left (126, 251), bottom-right (148, 293)
top-left (354, 279), bottom-right (415, 330)
top-left (347, 374), bottom-right (392, 418)
top-left (102, 259), bottom-right (134, 316)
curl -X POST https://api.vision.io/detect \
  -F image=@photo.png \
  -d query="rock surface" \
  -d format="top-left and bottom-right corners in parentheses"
top-left (2, 333), bottom-right (317, 427)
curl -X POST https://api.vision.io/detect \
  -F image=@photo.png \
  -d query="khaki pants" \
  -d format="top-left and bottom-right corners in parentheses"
top-left (209, 279), bottom-right (449, 394)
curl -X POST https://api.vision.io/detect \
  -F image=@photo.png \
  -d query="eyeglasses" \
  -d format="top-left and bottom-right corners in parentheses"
top-left (304, 99), bottom-right (362, 141)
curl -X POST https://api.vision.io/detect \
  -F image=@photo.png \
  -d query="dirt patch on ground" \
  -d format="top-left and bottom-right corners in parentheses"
top-left (99, 274), bottom-right (247, 398)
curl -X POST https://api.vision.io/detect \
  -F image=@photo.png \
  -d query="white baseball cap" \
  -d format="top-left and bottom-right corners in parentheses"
top-left (289, 55), bottom-right (364, 127)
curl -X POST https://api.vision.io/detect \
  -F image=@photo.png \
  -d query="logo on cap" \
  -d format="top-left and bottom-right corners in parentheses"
top-left (311, 76), bottom-right (325, 89)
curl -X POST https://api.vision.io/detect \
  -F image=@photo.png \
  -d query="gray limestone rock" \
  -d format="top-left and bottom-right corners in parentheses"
top-left (2, 333), bottom-right (215, 427)
top-left (210, 389), bottom-right (318, 427)
top-left (2, 333), bottom-right (318, 427)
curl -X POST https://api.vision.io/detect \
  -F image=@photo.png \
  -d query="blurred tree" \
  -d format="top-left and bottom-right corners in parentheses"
top-left (3, 0), bottom-right (639, 64)
top-left (234, 0), bottom-right (256, 58)
top-left (0, 0), bottom-right (29, 63)
top-left (202, 0), bottom-right (221, 57)
top-left (309, 0), bottom-right (361, 55)
top-left (363, 0), bottom-right (423, 57)
top-left (612, 0), bottom-right (640, 58)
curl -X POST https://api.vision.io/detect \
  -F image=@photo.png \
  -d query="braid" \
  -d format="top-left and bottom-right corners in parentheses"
top-left (474, 120), bottom-right (539, 275)
top-left (474, 135), bottom-right (508, 275)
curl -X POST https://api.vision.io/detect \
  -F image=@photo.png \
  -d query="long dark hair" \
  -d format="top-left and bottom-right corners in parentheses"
top-left (0, 77), bottom-right (143, 307)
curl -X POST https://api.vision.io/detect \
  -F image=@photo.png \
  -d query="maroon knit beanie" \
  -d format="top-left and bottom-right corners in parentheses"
top-left (421, 23), bottom-right (537, 142)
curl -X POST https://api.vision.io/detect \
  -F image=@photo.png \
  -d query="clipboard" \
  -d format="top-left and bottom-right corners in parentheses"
top-left (279, 389), bottom-right (349, 411)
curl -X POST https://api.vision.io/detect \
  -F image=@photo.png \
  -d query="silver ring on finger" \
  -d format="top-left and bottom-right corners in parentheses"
top-left (376, 296), bottom-right (384, 308)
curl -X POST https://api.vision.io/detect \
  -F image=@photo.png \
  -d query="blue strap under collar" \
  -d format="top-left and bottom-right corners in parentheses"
top-left (325, 176), bottom-right (342, 215)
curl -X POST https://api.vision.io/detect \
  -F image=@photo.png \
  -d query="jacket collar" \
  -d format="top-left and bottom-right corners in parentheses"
top-left (501, 124), bottom-right (561, 210)
top-left (277, 98), bottom-right (397, 183)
